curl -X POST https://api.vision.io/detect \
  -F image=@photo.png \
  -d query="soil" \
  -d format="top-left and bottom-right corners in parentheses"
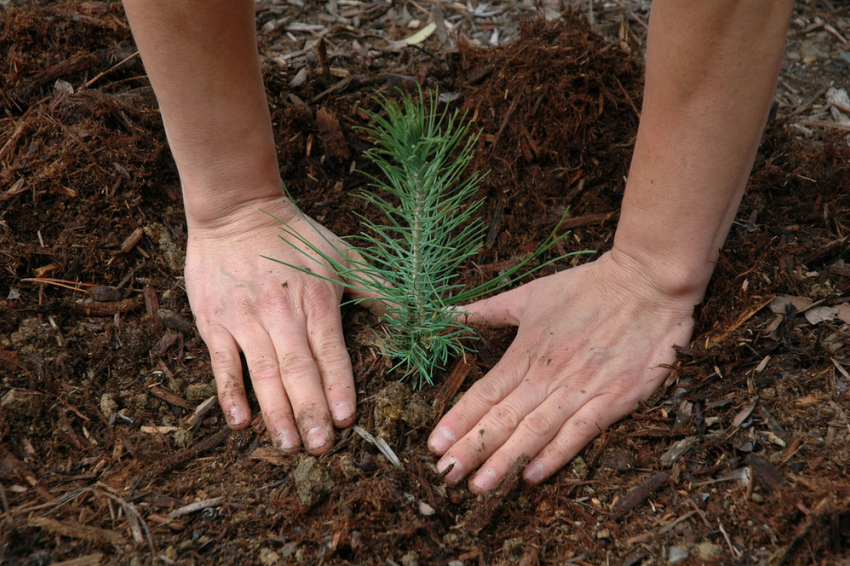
top-left (2, 2), bottom-right (850, 566)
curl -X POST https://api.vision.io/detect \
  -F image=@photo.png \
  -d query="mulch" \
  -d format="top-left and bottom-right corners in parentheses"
top-left (1, 2), bottom-right (849, 565)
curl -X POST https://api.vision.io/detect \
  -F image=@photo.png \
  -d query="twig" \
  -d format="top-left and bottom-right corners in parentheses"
top-left (613, 75), bottom-right (640, 119)
top-left (169, 497), bottom-right (226, 519)
top-left (490, 91), bottom-right (522, 151)
top-left (799, 119), bottom-right (850, 131)
top-left (658, 510), bottom-right (697, 534)
top-left (353, 426), bottom-right (401, 467)
top-left (685, 496), bottom-right (711, 528)
top-left (86, 51), bottom-right (139, 88)
top-left (718, 520), bottom-right (742, 558)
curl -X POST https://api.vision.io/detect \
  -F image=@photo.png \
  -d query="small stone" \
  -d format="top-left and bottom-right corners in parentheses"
top-left (281, 542), bottom-right (298, 559)
top-left (502, 537), bottom-right (524, 556)
top-left (401, 551), bottom-right (420, 566)
top-left (259, 547), bottom-right (280, 566)
top-left (697, 541), bottom-right (723, 561)
top-left (597, 528), bottom-right (611, 540)
top-left (172, 428), bottom-right (193, 448)
top-left (293, 456), bottom-right (335, 507)
top-left (442, 532), bottom-right (460, 545)
top-left (447, 561), bottom-right (464, 566)
top-left (751, 492), bottom-right (764, 503)
top-left (185, 382), bottom-right (216, 404)
top-left (100, 393), bottom-right (119, 418)
top-left (1, 389), bottom-right (43, 418)
top-left (668, 545), bottom-right (688, 564)
top-left (418, 501), bottom-right (435, 516)
top-left (570, 456), bottom-right (588, 478)
top-left (338, 453), bottom-right (362, 480)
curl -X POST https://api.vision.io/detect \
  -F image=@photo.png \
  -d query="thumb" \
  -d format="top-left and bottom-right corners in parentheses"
top-left (459, 284), bottom-right (530, 327)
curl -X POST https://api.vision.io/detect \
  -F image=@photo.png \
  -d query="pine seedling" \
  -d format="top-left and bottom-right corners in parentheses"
top-left (265, 89), bottom-right (585, 388)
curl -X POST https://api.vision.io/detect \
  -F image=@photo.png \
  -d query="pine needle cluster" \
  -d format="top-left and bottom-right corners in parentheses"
top-left (266, 90), bottom-right (581, 388)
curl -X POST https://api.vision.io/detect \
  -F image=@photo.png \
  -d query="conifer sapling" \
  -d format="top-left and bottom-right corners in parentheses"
top-left (265, 90), bottom-right (586, 388)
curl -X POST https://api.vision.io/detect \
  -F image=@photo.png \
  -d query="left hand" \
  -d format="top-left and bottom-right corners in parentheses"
top-left (428, 249), bottom-right (699, 493)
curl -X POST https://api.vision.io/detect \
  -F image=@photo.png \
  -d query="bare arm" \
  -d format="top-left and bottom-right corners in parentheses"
top-left (121, 0), bottom-right (281, 226)
top-left (123, 0), bottom-right (359, 455)
top-left (430, 0), bottom-right (795, 491)
top-left (614, 0), bottom-right (794, 299)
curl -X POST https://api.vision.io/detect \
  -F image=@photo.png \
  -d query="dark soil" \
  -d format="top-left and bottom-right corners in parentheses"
top-left (2, 3), bottom-right (849, 566)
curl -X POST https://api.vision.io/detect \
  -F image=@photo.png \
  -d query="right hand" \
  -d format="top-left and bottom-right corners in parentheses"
top-left (184, 195), bottom-right (363, 455)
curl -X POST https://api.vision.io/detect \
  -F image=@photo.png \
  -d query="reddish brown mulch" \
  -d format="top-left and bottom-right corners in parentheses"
top-left (1, 3), bottom-right (849, 566)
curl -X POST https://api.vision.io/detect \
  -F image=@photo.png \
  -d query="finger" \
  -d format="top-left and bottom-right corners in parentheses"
top-left (268, 319), bottom-right (335, 455)
top-left (467, 384), bottom-right (584, 494)
top-left (203, 325), bottom-right (252, 429)
top-left (429, 343), bottom-right (532, 472)
top-left (458, 283), bottom-right (530, 327)
top-left (236, 328), bottom-right (302, 453)
top-left (523, 396), bottom-right (621, 485)
top-left (303, 284), bottom-right (356, 427)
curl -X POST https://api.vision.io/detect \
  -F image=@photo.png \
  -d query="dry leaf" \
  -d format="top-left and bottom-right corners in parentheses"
top-left (770, 295), bottom-right (812, 314)
top-left (795, 393), bottom-right (822, 406)
top-left (804, 306), bottom-right (837, 325)
top-left (837, 303), bottom-right (850, 324)
top-left (732, 399), bottom-right (757, 427)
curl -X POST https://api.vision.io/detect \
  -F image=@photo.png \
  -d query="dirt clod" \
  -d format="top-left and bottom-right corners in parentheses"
top-left (293, 456), bottom-right (335, 507)
top-left (373, 381), bottom-right (411, 440)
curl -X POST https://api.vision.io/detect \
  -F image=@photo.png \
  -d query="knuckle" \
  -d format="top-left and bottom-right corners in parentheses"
top-left (522, 411), bottom-right (555, 437)
top-left (278, 353), bottom-right (317, 377)
top-left (488, 404), bottom-right (522, 433)
top-left (302, 281), bottom-right (338, 312)
top-left (471, 379), bottom-right (504, 407)
top-left (209, 347), bottom-right (239, 373)
top-left (247, 356), bottom-right (281, 384)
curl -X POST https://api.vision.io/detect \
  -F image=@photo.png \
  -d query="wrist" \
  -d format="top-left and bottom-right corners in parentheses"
top-left (606, 241), bottom-right (714, 305)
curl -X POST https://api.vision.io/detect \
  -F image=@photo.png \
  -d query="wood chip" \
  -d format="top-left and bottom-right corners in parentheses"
top-left (745, 453), bottom-right (785, 492)
top-left (169, 496), bottom-right (226, 519)
top-left (611, 472), bottom-right (671, 519)
top-left (770, 295), bottom-right (812, 314)
top-left (465, 454), bottom-right (530, 533)
top-left (119, 227), bottom-right (143, 254)
top-left (433, 356), bottom-right (472, 419)
top-left (147, 385), bottom-right (191, 409)
top-left (250, 446), bottom-right (291, 467)
top-left (804, 305), bottom-right (837, 325)
top-left (732, 398), bottom-right (758, 428)
top-left (49, 553), bottom-right (104, 566)
top-left (660, 437), bottom-right (698, 467)
top-left (183, 395), bottom-right (218, 429)
top-left (28, 517), bottom-right (128, 547)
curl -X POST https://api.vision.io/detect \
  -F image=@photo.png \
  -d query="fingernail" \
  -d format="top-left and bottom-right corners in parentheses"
top-left (524, 462), bottom-right (544, 483)
top-left (277, 431), bottom-right (300, 453)
top-left (332, 402), bottom-right (354, 423)
top-left (229, 406), bottom-right (248, 427)
top-left (437, 457), bottom-right (462, 484)
top-left (429, 428), bottom-right (455, 454)
top-left (306, 427), bottom-right (331, 451)
top-left (471, 468), bottom-right (497, 493)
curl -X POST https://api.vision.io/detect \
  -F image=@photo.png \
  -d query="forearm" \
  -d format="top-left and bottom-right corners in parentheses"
top-left (122, 0), bottom-right (283, 228)
top-left (613, 0), bottom-right (794, 299)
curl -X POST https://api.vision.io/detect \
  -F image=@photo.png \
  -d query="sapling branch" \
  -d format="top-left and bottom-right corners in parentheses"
top-left (264, 89), bottom-right (590, 388)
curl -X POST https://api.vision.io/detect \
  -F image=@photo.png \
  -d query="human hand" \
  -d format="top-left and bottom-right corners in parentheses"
top-left (184, 195), bottom-right (360, 455)
top-left (428, 249), bottom-right (700, 492)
